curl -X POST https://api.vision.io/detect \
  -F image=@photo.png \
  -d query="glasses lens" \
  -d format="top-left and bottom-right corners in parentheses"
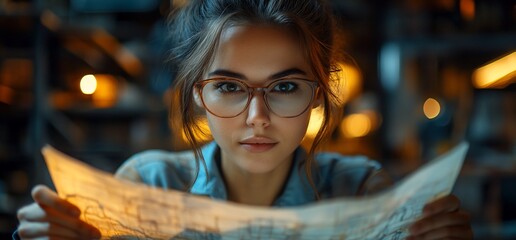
top-left (266, 79), bottom-right (315, 117)
top-left (201, 80), bottom-right (249, 117)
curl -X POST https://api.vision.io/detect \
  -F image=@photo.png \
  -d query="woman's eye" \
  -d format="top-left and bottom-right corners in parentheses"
top-left (272, 82), bottom-right (298, 93)
top-left (215, 82), bottom-right (243, 93)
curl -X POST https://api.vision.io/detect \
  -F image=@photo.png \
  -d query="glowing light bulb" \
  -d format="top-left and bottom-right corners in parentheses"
top-left (80, 74), bottom-right (97, 95)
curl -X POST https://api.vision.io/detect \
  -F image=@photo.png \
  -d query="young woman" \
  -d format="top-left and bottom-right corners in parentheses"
top-left (15, 0), bottom-right (472, 239)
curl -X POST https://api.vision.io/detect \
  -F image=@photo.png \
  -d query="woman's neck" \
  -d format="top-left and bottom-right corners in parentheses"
top-left (226, 175), bottom-right (283, 206)
top-left (220, 154), bottom-right (293, 206)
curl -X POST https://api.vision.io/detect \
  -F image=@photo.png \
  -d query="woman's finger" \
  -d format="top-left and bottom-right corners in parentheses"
top-left (17, 221), bottom-right (83, 239)
top-left (17, 197), bottom-right (101, 238)
top-left (422, 195), bottom-right (460, 217)
top-left (43, 205), bottom-right (101, 238)
top-left (409, 210), bottom-right (471, 235)
top-left (31, 185), bottom-right (81, 217)
top-left (17, 203), bottom-right (46, 222)
top-left (19, 203), bottom-right (101, 238)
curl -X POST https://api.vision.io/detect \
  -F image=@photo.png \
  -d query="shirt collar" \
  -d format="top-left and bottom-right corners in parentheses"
top-left (190, 142), bottom-right (227, 199)
top-left (272, 147), bottom-right (317, 206)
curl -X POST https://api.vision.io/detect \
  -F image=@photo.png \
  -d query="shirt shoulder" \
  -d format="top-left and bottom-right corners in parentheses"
top-left (115, 148), bottom-right (198, 191)
top-left (315, 152), bottom-right (392, 197)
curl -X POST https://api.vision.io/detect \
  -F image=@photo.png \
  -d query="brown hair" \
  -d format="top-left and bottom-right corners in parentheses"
top-left (167, 0), bottom-right (343, 199)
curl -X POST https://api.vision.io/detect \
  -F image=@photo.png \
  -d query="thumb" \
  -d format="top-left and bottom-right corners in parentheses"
top-left (31, 185), bottom-right (81, 217)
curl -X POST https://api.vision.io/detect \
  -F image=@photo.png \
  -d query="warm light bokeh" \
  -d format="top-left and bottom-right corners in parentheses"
top-left (460, 0), bottom-right (475, 21)
top-left (473, 52), bottom-right (516, 89)
top-left (304, 107), bottom-right (325, 139)
top-left (423, 98), bottom-right (441, 119)
top-left (0, 85), bottom-right (14, 104)
top-left (80, 74), bottom-right (97, 95)
top-left (340, 113), bottom-right (372, 138)
top-left (92, 74), bottom-right (118, 107)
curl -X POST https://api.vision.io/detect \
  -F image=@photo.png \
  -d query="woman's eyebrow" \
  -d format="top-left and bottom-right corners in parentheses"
top-left (207, 68), bottom-right (307, 80)
top-left (269, 68), bottom-right (307, 79)
top-left (208, 69), bottom-right (246, 79)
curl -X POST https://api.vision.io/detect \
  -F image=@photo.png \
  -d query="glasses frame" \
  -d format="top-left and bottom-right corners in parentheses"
top-left (195, 77), bottom-right (319, 118)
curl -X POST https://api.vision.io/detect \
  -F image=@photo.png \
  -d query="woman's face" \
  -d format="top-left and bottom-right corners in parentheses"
top-left (197, 25), bottom-right (317, 176)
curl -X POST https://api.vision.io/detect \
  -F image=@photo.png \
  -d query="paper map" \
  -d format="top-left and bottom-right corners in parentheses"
top-left (42, 142), bottom-right (469, 240)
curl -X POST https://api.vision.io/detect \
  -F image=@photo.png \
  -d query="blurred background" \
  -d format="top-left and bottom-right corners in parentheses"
top-left (0, 0), bottom-right (514, 238)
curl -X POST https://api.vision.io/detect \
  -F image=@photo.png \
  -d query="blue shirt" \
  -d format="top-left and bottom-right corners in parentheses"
top-left (115, 142), bottom-right (390, 206)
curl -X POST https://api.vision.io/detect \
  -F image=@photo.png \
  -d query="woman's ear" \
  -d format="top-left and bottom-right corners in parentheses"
top-left (193, 88), bottom-right (204, 108)
top-left (312, 89), bottom-right (323, 108)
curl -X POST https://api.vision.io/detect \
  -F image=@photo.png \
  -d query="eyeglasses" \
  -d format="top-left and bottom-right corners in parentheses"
top-left (195, 77), bottom-right (318, 118)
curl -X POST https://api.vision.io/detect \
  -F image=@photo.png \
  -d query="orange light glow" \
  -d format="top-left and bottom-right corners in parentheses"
top-left (80, 74), bottom-right (97, 95)
top-left (423, 98), bottom-right (441, 119)
top-left (181, 117), bottom-right (212, 142)
top-left (91, 74), bottom-right (118, 107)
top-left (340, 113), bottom-right (372, 138)
top-left (0, 85), bottom-right (14, 104)
top-left (305, 107), bottom-right (325, 139)
top-left (460, 0), bottom-right (475, 21)
top-left (473, 52), bottom-right (516, 89)
top-left (332, 63), bottom-right (362, 106)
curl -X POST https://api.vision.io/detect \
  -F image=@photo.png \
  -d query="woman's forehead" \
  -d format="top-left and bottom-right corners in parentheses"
top-left (207, 25), bottom-right (314, 81)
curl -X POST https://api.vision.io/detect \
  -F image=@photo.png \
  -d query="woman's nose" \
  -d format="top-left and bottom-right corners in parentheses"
top-left (245, 92), bottom-right (271, 128)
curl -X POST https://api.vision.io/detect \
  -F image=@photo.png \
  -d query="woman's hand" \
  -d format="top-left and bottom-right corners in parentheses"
top-left (408, 195), bottom-right (473, 240)
top-left (16, 185), bottom-right (101, 239)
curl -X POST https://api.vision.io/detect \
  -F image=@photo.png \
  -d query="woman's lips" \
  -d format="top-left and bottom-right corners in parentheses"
top-left (239, 137), bottom-right (277, 153)
top-left (240, 142), bottom-right (277, 153)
